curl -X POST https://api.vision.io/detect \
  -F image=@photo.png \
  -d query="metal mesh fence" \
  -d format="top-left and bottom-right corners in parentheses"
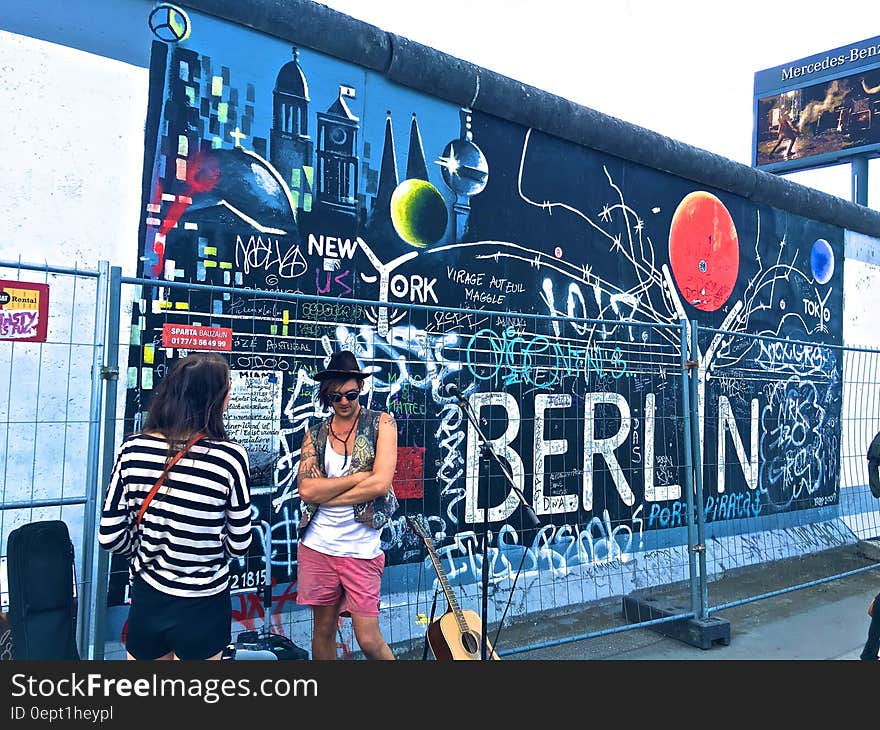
top-left (697, 327), bottom-right (880, 618)
top-left (103, 270), bottom-right (696, 658)
top-left (4, 258), bottom-right (880, 659)
top-left (0, 259), bottom-right (107, 658)
top-left (840, 345), bottom-right (880, 539)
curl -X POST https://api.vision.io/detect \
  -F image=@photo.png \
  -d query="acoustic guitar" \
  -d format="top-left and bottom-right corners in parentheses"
top-left (406, 515), bottom-right (499, 660)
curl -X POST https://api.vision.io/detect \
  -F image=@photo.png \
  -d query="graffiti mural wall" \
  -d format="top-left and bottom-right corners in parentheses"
top-left (104, 5), bottom-right (845, 648)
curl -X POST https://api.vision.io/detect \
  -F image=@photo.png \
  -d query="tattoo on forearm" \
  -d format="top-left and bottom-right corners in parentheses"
top-left (301, 445), bottom-right (317, 462)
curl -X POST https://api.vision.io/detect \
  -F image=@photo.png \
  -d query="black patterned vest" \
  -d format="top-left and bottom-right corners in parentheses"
top-left (296, 407), bottom-right (398, 539)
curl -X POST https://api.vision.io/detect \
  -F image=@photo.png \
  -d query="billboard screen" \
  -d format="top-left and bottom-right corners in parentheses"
top-left (754, 36), bottom-right (880, 172)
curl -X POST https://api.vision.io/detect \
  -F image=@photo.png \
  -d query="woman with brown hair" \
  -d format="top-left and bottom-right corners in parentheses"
top-left (99, 353), bottom-right (252, 660)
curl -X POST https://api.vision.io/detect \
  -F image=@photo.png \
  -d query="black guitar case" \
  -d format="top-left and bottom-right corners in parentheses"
top-left (6, 519), bottom-right (80, 659)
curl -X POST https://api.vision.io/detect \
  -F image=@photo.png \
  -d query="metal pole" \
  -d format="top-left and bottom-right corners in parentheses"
top-left (480, 520), bottom-right (490, 660)
top-left (77, 261), bottom-right (110, 659)
top-left (679, 319), bottom-right (699, 618)
top-left (91, 265), bottom-right (122, 660)
top-left (852, 156), bottom-right (869, 207)
top-left (689, 320), bottom-right (709, 620)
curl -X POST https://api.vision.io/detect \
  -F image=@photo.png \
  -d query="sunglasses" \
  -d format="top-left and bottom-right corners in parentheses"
top-left (328, 389), bottom-right (361, 404)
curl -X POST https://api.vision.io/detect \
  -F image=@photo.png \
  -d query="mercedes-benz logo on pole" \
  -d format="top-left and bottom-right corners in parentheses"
top-left (149, 3), bottom-right (191, 43)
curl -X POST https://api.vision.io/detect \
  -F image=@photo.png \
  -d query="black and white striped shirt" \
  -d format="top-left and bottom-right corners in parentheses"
top-left (99, 434), bottom-right (252, 598)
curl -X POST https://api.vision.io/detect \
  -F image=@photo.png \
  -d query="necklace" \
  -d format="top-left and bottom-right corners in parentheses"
top-left (328, 411), bottom-right (359, 468)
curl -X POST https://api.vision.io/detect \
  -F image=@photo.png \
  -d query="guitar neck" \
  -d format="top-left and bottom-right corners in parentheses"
top-left (416, 528), bottom-right (470, 636)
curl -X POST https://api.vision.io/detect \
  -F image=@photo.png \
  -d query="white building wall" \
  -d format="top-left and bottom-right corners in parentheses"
top-left (0, 27), bottom-right (148, 602)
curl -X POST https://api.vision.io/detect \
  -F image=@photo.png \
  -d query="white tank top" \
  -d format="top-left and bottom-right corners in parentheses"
top-left (300, 441), bottom-right (382, 558)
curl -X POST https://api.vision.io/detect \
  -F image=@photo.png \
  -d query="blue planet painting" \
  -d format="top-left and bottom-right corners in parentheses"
top-left (810, 238), bottom-right (834, 285)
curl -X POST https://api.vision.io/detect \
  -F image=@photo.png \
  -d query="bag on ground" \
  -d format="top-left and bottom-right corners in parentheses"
top-left (6, 519), bottom-right (79, 659)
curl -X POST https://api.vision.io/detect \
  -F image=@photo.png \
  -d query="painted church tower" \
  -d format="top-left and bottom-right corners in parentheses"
top-left (315, 85), bottom-right (359, 218)
top-left (269, 47), bottom-right (314, 212)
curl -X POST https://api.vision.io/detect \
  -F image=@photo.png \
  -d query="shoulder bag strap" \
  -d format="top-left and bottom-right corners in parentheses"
top-left (136, 432), bottom-right (205, 527)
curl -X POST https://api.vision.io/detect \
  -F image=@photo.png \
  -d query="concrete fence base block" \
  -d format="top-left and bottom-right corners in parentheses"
top-left (621, 594), bottom-right (731, 651)
top-left (857, 539), bottom-right (880, 563)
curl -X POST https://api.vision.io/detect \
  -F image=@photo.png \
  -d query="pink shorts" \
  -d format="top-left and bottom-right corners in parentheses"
top-left (295, 543), bottom-right (384, 617)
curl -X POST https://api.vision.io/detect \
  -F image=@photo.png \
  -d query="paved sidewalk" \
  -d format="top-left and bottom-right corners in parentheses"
top-left (577, 576), bottom-right (875, 660)
top-left (491, 543), bottom-right (880, 661)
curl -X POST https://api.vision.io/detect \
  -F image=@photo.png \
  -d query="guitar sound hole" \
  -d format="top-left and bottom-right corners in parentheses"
top-left (461, 632), bottom-right (479, 655)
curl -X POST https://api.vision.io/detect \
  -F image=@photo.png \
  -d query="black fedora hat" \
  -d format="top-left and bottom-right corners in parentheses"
top-left (313, 350), bottom-right (372, 381)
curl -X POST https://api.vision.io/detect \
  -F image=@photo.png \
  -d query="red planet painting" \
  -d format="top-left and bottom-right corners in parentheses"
top-left (668, 191), bottom-right (739, 312)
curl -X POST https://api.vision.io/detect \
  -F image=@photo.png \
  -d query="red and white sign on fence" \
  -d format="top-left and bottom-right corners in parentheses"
top-left (161, 323), bottom-right (232, 351)
top-left (0, 280), bottom-right (50, 343)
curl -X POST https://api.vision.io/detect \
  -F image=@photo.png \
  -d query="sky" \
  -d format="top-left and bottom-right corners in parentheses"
top-left (316, 0), bottom-right (880, 207)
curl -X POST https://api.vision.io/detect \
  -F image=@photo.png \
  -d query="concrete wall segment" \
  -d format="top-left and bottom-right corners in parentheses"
top-left (183, 0), bottom-right (392, 71)
top-left (183, 0), bottom-right (880, 236)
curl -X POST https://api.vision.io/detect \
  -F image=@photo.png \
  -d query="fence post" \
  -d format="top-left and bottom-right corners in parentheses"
top-left (688, 319), bottom-right (709, 620)
top-left (90, 265), bottom-right (122, 660)
top-left (77, 260), bottom-right (110, 658)
top-left (679, 319), bottom-right (700, 618)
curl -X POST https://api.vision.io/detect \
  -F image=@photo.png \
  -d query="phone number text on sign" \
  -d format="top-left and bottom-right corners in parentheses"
top-left (161, 324), bottom-right (233, 351)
